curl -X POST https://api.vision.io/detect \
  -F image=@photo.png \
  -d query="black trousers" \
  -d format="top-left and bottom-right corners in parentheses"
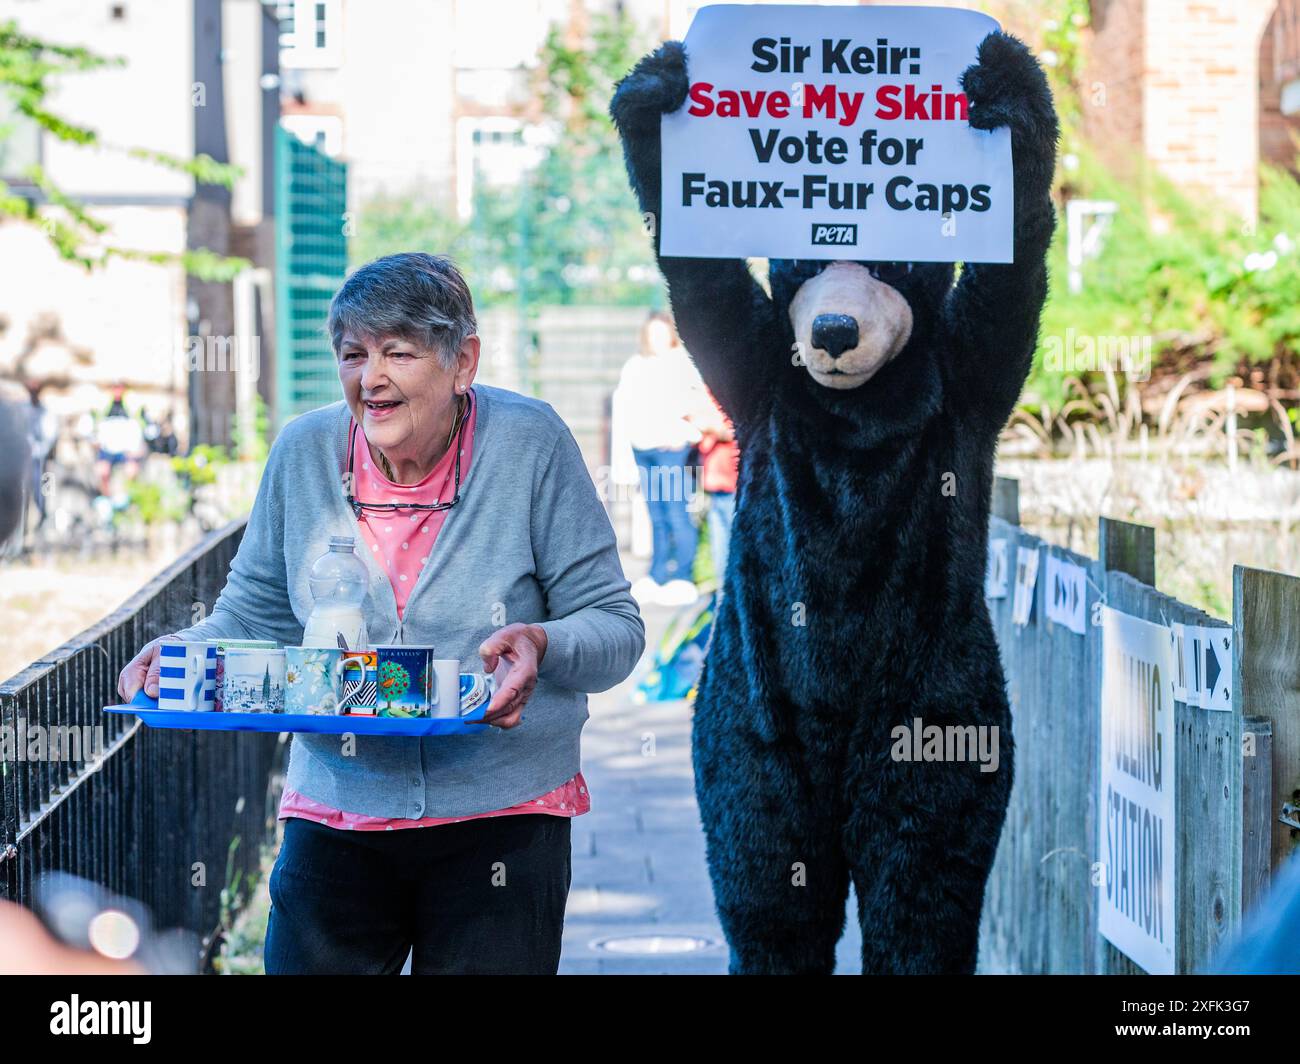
top-left (264, 813), bottom-right (572, 974)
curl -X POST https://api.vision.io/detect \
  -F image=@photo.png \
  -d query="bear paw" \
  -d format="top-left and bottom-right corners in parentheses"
top-left (960, 31), bottom-right (1058, 144)
top-left (610, 40), bottom-right (690, 132)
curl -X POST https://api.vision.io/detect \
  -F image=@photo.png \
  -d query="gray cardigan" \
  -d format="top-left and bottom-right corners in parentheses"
top-left (175, 384), bottom-right (645, 818)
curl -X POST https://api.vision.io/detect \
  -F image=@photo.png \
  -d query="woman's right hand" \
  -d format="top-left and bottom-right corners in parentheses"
top-left (117, 634), bottom-right (180, 702)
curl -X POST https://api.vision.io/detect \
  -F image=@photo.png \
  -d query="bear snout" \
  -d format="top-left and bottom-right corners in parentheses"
top-left (810, 314), bottom-right (859, 359)
top-left (790, 262), bottom-right (914, 389)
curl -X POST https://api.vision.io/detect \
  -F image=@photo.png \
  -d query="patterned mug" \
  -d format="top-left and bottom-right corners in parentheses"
top-left (156, 640), bottom-right (216, 711)
top-left (285, 647), bottom-right (344, 715)
top-left (339, 651), bottom-right (378, 715)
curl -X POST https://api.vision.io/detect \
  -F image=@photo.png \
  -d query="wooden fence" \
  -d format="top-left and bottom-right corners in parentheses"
top-left (0, 521), bottom-right (281, 970)
top-left (978, 477), bottom-right (1300, 974)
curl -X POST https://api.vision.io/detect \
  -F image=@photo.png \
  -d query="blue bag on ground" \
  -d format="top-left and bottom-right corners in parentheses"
top-left (634, 592), bottom-right (715, 703)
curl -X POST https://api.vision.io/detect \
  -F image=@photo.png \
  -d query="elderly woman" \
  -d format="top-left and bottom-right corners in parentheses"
top-left (117, 253), bottom-right (645, 974)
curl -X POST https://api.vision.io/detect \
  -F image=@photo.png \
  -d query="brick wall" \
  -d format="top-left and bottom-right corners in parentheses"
top-left (1269, 0), bottom-right (1300, 82)
top-left (884, 1), bottom-right (1299, 220)
top-left (1081, 0), bottom-right (1147, 176)
top-left (1145, 0), bottom-right (1278, 220)
top-left (1082, 0), bottom-right (1293, 221)
top-left (1260, 0), bottom-right (1300, 172)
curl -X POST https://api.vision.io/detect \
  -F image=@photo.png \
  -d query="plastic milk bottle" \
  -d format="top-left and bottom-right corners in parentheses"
top-left (303, 536), bottom-right (369, 650)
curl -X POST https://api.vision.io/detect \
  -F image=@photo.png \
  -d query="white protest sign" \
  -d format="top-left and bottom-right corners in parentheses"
top-left (985, 538), bottom-right (1008, 600)
top-left (660, 4), bottom-right (1014, 262)
top-left (1099, 606), bottom-right (1176, 975)
top-left (1044, 554), bottom-right (1087, 635)
top-left (1011, 545), bottom-right (1038, 627)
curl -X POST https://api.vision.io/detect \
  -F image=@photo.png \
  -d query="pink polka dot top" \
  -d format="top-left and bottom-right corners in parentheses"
top-left (278, 389), bottom-right (590, 831)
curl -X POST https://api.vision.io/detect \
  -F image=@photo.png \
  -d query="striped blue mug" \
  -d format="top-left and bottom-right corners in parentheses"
top-left (157, 640), bottom-right (217, 711)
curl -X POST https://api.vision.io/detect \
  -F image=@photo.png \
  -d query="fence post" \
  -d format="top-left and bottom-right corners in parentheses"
top-left (993, 476), bottom-right (1020, 526)
top-left (1098, 516), bottom-right (1155, 586)
top-left (1241, 717), bottom-right (1274, 917)
top-left (1233, 565), bottom-right (1300, 875)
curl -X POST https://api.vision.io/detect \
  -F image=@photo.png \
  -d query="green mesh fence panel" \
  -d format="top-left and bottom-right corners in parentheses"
top-left (275, 126), bottom-right (348, 429)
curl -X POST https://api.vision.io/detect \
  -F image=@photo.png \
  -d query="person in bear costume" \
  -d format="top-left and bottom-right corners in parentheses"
top-left (610, 30), bottom-right (1058, 974)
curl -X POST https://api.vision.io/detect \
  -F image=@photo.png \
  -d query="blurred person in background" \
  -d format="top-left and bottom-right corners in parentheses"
top-left (25, 381), bottom-right (58, 531)
top-left (614, 310), bottom-right (703, 607)
top-left (94, 382), bottom-right (145, 496)
top-left (0, 396), bottom-right (30, 547)
top-left (149, 412), bottom-right (179, 457)
top-left (691, 387), bottom-right (739, 592)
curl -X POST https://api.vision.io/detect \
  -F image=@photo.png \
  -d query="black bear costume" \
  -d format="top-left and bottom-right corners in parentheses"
top-left (611, 31), bottom-right (1058, 974)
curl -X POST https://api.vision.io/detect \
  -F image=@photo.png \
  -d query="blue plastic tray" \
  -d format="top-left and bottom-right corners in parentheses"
top-left (105, 689), bottom-right (488, 735)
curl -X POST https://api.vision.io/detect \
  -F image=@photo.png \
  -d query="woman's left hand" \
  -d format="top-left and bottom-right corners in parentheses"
top-left (478, 623), bottom-right (548, 728)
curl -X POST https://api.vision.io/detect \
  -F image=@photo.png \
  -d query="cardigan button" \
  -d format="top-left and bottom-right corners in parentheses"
top-left (410, 776), bottom-right (421, 786)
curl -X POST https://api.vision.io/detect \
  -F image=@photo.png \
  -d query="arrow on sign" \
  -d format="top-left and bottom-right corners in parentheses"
top-left (1204, 641), bottom-right (1221, 697)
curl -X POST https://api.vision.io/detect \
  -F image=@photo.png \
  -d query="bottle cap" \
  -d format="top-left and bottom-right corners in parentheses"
top-left (328, 535), bottom-right (356, 551)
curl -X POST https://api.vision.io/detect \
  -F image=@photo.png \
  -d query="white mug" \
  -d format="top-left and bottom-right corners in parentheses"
top-left (428, 659), bottom-right (463, 719)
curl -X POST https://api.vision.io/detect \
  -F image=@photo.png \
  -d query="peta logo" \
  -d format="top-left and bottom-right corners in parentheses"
top-left (810, 222), bottom-right (857, 246)
top-left (49, 996), bottom-right (151, 1044)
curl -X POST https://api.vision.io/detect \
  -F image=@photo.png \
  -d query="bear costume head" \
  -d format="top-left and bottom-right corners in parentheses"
top-left (770, 258), bottom-right (954, 391)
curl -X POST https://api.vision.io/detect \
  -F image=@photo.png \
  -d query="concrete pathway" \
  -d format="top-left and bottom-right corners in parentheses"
top-left (559, 591), bottom-right (863, 974)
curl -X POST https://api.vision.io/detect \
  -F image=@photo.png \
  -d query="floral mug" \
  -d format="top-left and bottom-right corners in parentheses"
top-left (285, 647), bottom-right (344, 715)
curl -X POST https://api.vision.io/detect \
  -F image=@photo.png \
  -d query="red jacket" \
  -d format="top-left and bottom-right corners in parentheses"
top-left (697, 397), bottom-right (739, 494)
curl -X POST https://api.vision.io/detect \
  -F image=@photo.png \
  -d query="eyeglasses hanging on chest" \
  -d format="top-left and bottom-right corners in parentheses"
top-left (344, 393), bottom-right (470, 518)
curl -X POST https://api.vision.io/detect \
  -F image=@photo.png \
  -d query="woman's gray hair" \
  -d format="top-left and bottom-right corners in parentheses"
top-left (327, 253), bottom-right (477, 368)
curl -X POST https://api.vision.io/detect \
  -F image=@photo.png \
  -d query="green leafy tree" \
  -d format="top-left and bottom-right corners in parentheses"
top-left (0, 18), bottom-right (247, 279)
top-left (1014, 0), bottom-right (1300, 419)
top-left (349, 193), bottom-right (471, 275)
top-left (512, 12), bottom-right (660, 306)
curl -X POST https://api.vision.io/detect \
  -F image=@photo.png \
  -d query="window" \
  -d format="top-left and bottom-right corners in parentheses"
top-left (456, 117), bottom-right (536, 219)
top-left (279, 0), bottom-right (340, 69)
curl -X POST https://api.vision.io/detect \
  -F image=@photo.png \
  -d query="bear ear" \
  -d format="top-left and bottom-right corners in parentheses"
top-left (768, 259), bottom-right (820, 309)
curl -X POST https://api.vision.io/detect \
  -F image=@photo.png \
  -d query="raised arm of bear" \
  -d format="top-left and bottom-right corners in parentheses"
top-left (942, 32), bottom-right (1059, 434)
top-left (610, 41), bottom-right (781, 427)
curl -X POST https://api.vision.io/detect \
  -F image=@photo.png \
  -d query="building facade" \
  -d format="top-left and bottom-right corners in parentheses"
top-left (0, 0), bottom-right (278, 449)
top-left (1083, 0), bottom-right (1300, 222)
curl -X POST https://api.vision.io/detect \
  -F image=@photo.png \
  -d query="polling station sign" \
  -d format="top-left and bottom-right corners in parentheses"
top-left (659, 5), bottom-right (1014, 262)
top-left (1099, 607), bottom-right (1177, 975)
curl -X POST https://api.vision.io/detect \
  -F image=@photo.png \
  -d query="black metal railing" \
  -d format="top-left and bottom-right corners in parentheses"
top-left (0, 520), bottom-right (284, 968)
